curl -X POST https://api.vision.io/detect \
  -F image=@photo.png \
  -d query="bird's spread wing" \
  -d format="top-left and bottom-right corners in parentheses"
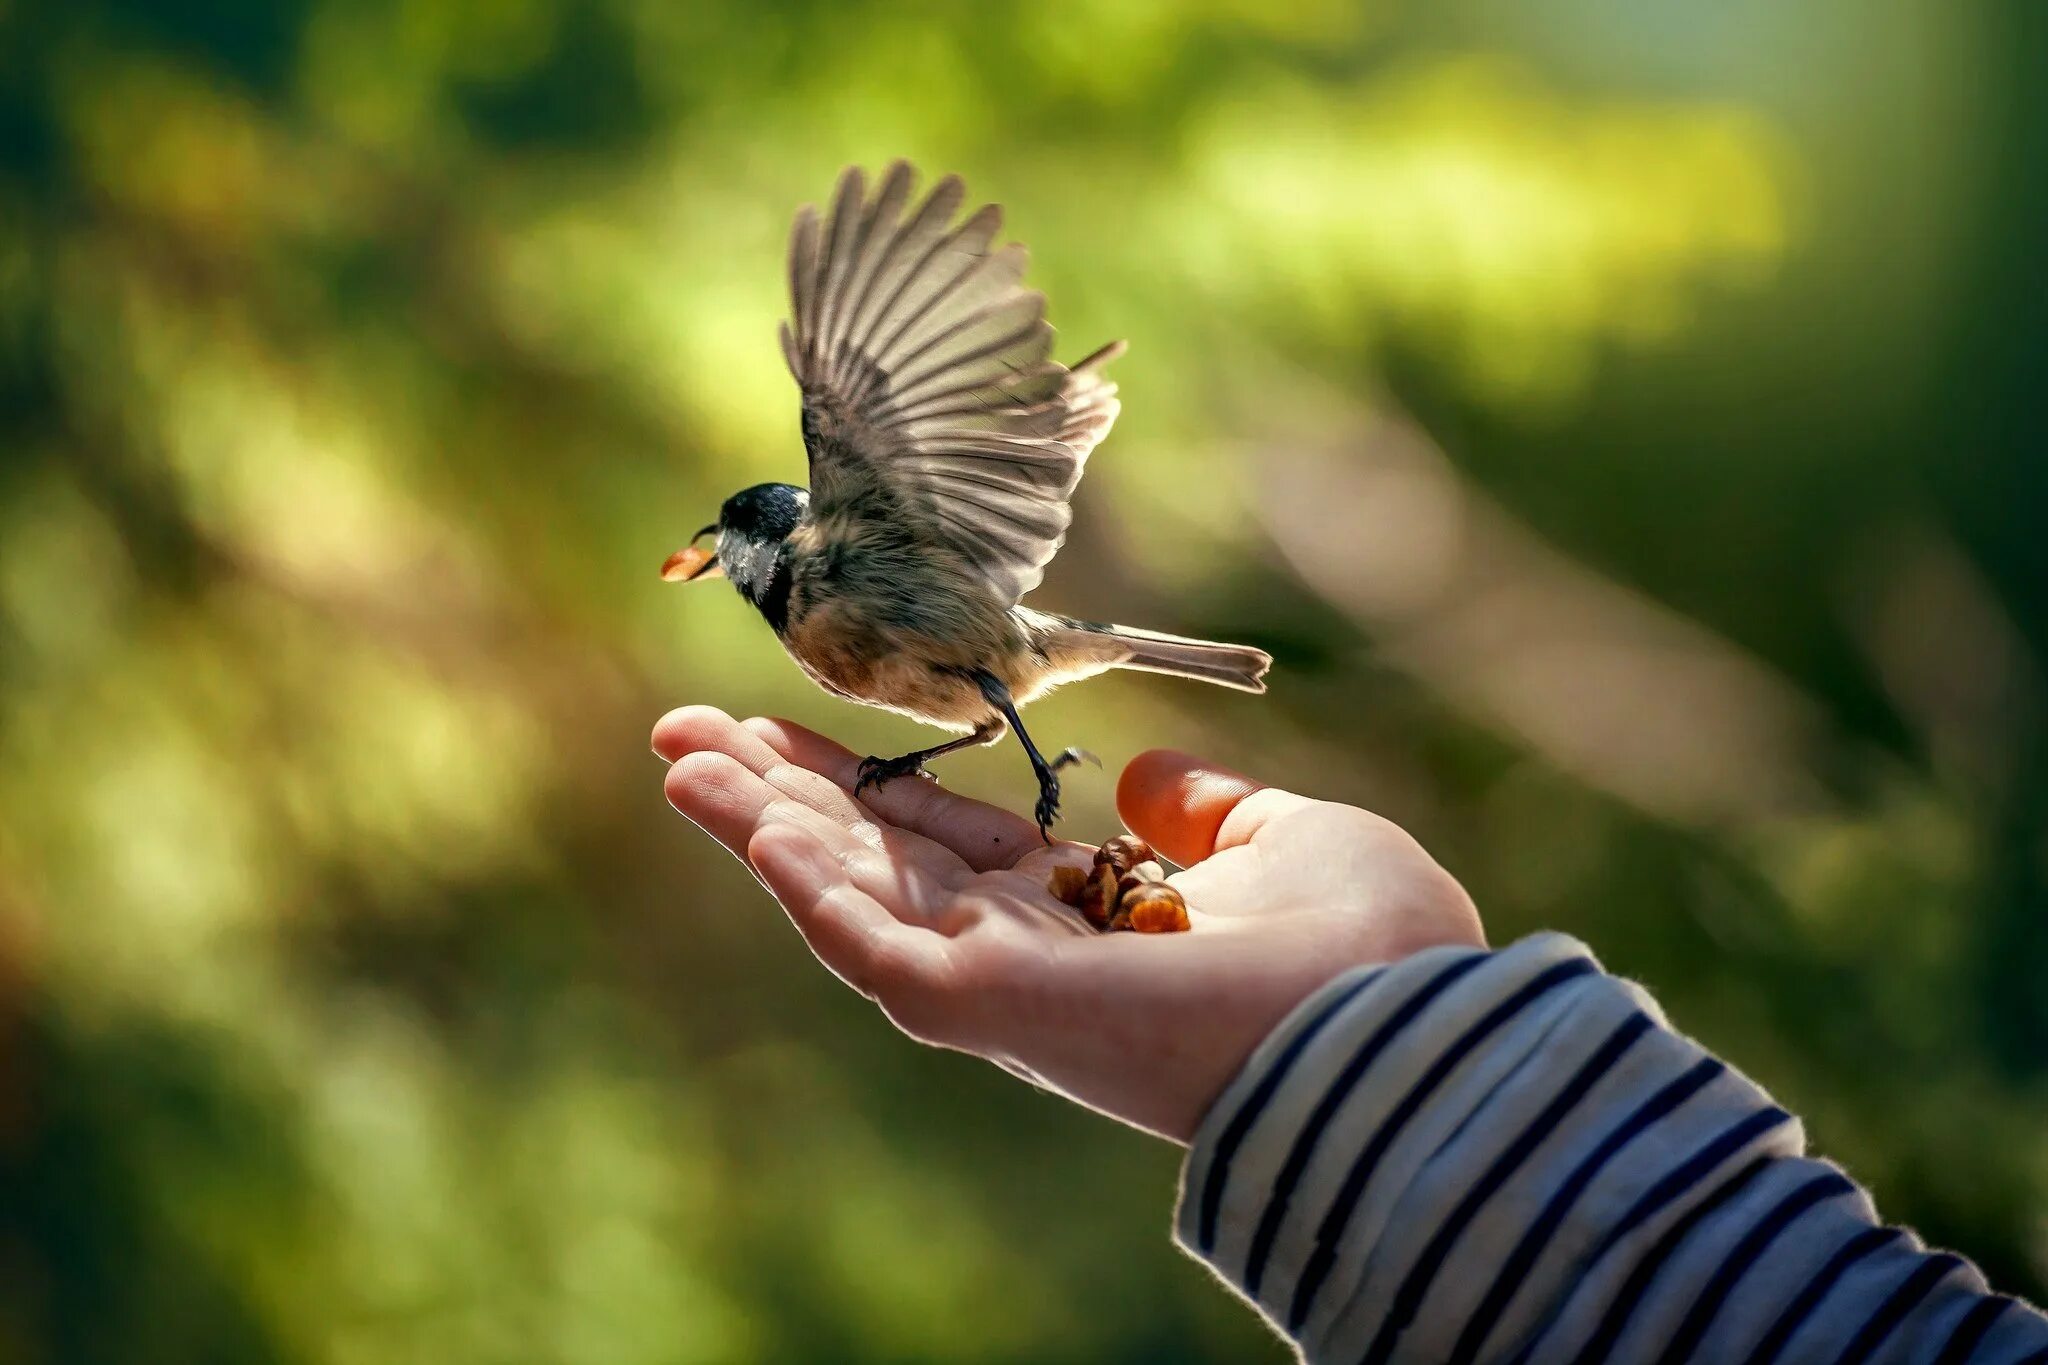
top-left (781, 162), bottom-right (1123, 605)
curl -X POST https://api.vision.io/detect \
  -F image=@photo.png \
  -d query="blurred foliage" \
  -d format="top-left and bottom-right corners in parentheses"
top-left (1, 0), bottom-right (2044, 1360)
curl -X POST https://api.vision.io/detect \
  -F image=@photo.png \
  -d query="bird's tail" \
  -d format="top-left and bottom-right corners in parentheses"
top-left (1037, 615), bottom-right (1271, 694)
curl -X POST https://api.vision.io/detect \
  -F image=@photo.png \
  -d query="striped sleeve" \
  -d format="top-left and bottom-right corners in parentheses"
top-left (1173, 933), bottom-right (2048, 1364)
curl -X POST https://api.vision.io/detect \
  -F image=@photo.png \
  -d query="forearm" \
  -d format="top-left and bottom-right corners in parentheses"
top-left (1177, 935), bottom-right (2048, 1363)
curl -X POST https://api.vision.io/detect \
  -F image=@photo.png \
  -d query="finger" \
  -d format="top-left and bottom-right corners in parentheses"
top-left (749, 822), bottom-right (955, 1017)
top-left (742, 715), bottom-right (1051, 873)
top-left (1115, 749), bottom-right (1313, 867)
top-left (664, 748), bottom-right (865, 865)
top-left (667, 747), bottom-right (965, 915)
top-left (655, 705), bottom-right (877, 829)
top-left (652, 704), bottom-right (729, 763)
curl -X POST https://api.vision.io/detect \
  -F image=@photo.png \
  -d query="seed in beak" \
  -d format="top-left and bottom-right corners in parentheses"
top-left (660, 546), bottom-right (720, 582)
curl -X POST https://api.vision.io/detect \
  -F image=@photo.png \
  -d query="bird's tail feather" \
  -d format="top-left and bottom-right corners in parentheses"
top-left (1041, 616), bottom-right (1271, 694)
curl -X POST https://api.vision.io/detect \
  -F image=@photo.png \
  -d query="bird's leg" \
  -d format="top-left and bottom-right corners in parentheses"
top-left (854, 720), bottom-right (1004, 798)
top-left (973, 669), bottom-right (1097, 841)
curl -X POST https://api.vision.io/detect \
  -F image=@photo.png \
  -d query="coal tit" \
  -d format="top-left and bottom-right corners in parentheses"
top-left (664, 163), bottom-right (1270, 837)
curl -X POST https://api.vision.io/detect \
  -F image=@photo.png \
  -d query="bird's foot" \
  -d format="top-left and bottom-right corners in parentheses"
top-left (1030, 749), bottom-right (1100, 842)
top-left (855, 752), bottom-right (938, 798)
top-left (1051, 747), bottom-right (1099, 773)
top-left (1032, 774), bottom-right (1062, 843)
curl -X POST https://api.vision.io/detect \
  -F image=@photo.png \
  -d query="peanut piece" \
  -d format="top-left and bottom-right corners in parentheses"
top-left (1058, 838), bottom-right (1186, 933)
top-left (1122, 883), bottom-right (1191, 934)
top-left (1093, 834), bottom-right (1154, 877)
top-left (1078, 864), bottom-right (1121, 930)
top-left (1047, 864), bottom-right (1089, 907)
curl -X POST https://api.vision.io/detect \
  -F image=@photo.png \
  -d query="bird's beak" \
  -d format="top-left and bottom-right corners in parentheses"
top-left (660, 525), bottom-right (723, 583)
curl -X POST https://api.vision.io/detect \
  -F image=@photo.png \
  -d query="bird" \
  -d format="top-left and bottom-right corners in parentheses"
top-left (662, 162), bottom-right (1271, 838)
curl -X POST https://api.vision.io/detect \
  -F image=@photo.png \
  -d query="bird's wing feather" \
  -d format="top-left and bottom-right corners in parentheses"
top-left (781, 162), bottom-right (1123, 604)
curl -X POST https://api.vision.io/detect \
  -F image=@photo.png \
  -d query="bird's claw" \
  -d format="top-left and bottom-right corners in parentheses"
top-left (1030, 748), bottom-right (1095, 841)
top-left (1033, 782), bottom-right (1062, 843)
top-left (854, 753), bottom-right (935, 798)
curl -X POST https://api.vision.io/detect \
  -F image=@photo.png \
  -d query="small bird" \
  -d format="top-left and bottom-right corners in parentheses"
top-left (663, 163), bottom-right (1270, 837)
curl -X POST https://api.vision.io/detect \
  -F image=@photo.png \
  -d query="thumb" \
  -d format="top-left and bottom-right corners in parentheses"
top-left (1115, 749), bottom-right (1311, 867)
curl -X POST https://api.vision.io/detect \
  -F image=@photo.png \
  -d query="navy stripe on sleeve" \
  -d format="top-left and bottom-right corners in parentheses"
top-left (1195, 967), bottom-right (1388, 1252)
top-left (1567, 1154), bottom-right (1775, 1365)
top-left (1285, 958), bottom-right (1598, 1330)
top-left (1749, 1225), bottom-right (1905, 1364)
top-left (1447, 1056), bottom-right (1726, 1365)
top-left (1357, 1011), bottom-right (1654, 1365)
top-left (1934, 1296), bottom-right (2011, 1364)
top-left (1836, 1252), bottom-right (1964, 1365)
top-left (1177, 934), bottom-right (2048, 1364)
top-left (1237, 951), bottom-right (1491, 1297)
top-left (1652, 1170), bottom-right (1855, 1364)
top-left (1595, 1104), bottom-right (1793, 1257)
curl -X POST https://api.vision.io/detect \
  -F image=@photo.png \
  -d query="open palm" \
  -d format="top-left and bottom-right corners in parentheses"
top-left (654, 706), bottom-right (1483, 1142)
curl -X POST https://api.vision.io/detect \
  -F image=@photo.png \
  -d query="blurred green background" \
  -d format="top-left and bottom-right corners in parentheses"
top-left (2, 0), bottom-right (2044, 1360)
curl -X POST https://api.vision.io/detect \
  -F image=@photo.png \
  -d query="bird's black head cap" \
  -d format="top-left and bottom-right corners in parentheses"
top-left (720, 482), bottom-right (807, 544)
top-left (717, 482), bottom-right (807, 628)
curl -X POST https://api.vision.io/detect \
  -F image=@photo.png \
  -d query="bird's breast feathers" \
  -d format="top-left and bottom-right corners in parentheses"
top-left (773, 531), bottom-right (1019, 729)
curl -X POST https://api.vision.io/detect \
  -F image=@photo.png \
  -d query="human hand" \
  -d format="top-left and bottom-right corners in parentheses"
top-left (653, 707), bottom-right (1485, 1143)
